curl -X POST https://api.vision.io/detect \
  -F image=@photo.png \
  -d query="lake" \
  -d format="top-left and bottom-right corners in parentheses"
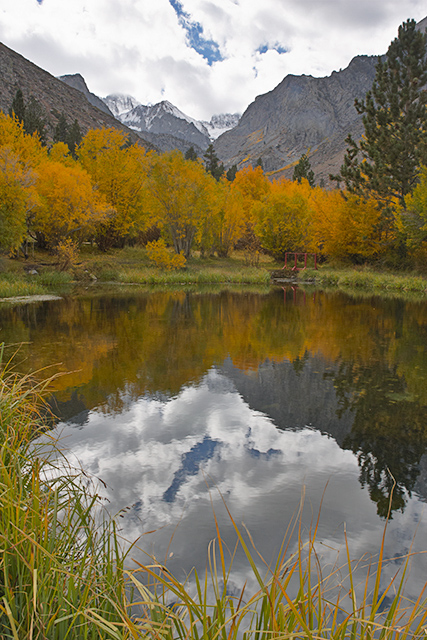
top-left (2, 285), bottom-right (427, 599)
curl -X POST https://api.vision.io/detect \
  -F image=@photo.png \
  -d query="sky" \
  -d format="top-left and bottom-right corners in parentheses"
top-left (0, 0), bottom-right (426, 121)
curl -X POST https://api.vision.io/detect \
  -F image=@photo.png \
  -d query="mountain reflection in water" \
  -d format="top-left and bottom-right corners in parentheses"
top-left (1, 287), bottom-right (427, 596)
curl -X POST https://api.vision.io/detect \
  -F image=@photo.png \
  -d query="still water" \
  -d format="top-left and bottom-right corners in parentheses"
top-left (2, 286), bottom-right (427, 596)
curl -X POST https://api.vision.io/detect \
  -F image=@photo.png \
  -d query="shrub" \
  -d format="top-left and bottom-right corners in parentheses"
top-left (146, 238), bottom-right (186, 271)
top-left (55, 238), bottom-right (79, 271)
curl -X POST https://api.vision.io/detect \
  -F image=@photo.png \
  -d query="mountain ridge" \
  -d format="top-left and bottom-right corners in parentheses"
top-left (0, 42), bottom-right (156, 151)
top-left (213, 54), bottom-right (378, 184)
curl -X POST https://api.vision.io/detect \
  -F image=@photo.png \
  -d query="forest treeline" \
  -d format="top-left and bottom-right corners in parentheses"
top-left (2, 19), bottom-right (427, 270)
top-left (2, 110), bottom-right (427, 269)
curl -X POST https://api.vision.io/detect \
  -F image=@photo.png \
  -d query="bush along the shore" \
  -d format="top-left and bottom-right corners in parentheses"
top-left (1, 346), bottom-right (427, 639)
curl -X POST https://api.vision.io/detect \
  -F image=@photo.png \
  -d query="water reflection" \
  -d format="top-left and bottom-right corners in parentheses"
top-left (1, 287), bottom-right (427, 571)
top-left (52, 366), bottom-right (427, 604)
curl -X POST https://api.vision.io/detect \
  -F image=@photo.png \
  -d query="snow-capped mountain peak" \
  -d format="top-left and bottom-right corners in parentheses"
top-left (102, 92), bottom-right (240, 151)
top-left (203, 113), bottom-right (241, 140)
top-left (156, 101), bottom-right (210, 137)
top-left (103, 93), bottom-right (141, 118)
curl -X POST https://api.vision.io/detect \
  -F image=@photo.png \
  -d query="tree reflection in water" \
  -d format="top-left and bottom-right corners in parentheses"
top-left (1, 287), bottom-right (427, 519)
top-left (329, 360), bottom-right (427, 517)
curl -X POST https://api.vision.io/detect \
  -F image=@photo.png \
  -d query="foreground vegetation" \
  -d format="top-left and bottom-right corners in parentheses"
top-left (1, 353), bottom-right (427, 638)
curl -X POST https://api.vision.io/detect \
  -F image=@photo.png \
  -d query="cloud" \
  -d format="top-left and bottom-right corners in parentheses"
top-left (0, 0), bottom-right (426, 119)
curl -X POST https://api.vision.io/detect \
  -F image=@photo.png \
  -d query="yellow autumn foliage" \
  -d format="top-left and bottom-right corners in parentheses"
top-left (78, 128), bottom-right (152, 249)
top-left (32, 159), bottom-right (109, 249)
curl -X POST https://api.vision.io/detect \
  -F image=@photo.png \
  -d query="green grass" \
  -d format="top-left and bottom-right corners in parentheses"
top-left (1, 347), bottom-right (427, 638)
top-left (0, 273), bottom-right (46, 298)
top-left (300, 266), bottom-right (427, 296)
top-left (115, 266), bottom-right (271, 286)
top-left (36, 269), bottom-right (73, 286)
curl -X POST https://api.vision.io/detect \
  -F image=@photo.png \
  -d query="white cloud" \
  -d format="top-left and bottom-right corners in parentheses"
top-left (0, 0), bottom-right (426, 119)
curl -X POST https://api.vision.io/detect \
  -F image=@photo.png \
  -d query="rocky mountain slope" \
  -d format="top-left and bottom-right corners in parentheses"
top-left (214, 54), bottom-right (378, 185)
top-left (0, 42), bottom-right (155, 150)
top-left (59, 73), bottom-right (114, 116)
top-left (214, 17), bottom-right (427, 185)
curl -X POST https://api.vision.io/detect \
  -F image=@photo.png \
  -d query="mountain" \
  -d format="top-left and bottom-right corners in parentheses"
top-left (214, 16), bottom-right (427, 185)
top-left (116, 100), bottom-right (211, 150)
top-left (59, 73), bottom-right (114, 116)
top-left (214, 54), bottom-right (378, 185)
top-left (0, 42), bottom-right (156, 150)
top-left (202, 113), bottom-right (241, 140)
top-left (103, 94), bottom-right (240, 154)
top-left (103, 93), bottom-right (141, 118)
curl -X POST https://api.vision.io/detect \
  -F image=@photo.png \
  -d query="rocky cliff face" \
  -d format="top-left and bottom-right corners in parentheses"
top-left (0, 42), bottom-right (155, 150)
top-left (59, 73), bottom-right (114, 116)
top-left (214, 55), bottom-right (378, 185)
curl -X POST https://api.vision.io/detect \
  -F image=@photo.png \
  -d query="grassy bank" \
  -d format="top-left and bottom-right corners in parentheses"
top-left (2, 353), bottom-right (427, 638)
top-left (0, 247), bottom-right (273, 298)
top-left (299, 265), bottom-right (427, 296)
top-left (2, 247), bottom-right (427, 300)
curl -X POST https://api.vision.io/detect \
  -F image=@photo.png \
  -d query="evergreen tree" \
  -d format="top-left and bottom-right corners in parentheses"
top-left (9, 89), bottom-right (25, 124)
top-left (25, 96), bottom-right (47, 144)
top-left (255, 157), bottom-right (264, 171)
top-left (53, 115), bottom-right (82, 158)
top-left (226, 164), bottom-right (238, 181)
top-left (9, 89), bottom-right (47, 145)
top-left (53, 113), bottom-right (69, 145)
top-left (293, 153), bottom-right (315, 186)
top-left (185, 146), bottom-right (198, 161)
top-left (331, 19), bottom-right (427, 209)
top-left (67, 119), bottom-right (82, 158)
top-left (204, 143), bottom-right (224, 181)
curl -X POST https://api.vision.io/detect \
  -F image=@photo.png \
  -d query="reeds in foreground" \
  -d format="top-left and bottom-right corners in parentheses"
top-left (129, 492), bottom-right (427, 640)
top-left (1, 344), bottom-right (427, 639)
top-left (0, 346), bottom-right (134, 639)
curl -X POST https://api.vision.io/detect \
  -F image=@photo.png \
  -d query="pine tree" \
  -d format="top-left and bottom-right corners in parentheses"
top-left (9, 90), bottom-right (47, 145)
top-left (331, 19), bottom-right (427, 209)
top-left (293, 153), bottom-right (315, 186)
top-left (185, 146), bottom-right (198, 161)
top-left (67, 119), bottom-right (82, 158)
top-left (53, 113), bottom-right (69, 144)
top-left (226, 164), bottom-right (238, 181)
top-left (9, 89), bottom-right (26, 124)
top-left (204, 143), bottom-right (224, 181)
top-left (25, 96), bottom-right (47, 144)
top-left (53, 115), bottom-right (82, 158)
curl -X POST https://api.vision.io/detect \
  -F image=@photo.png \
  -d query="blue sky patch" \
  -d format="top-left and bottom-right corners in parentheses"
top-left (257, 43), bottom-right (288, 55)
top-left (169, 0), bottom-right (223, 65)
